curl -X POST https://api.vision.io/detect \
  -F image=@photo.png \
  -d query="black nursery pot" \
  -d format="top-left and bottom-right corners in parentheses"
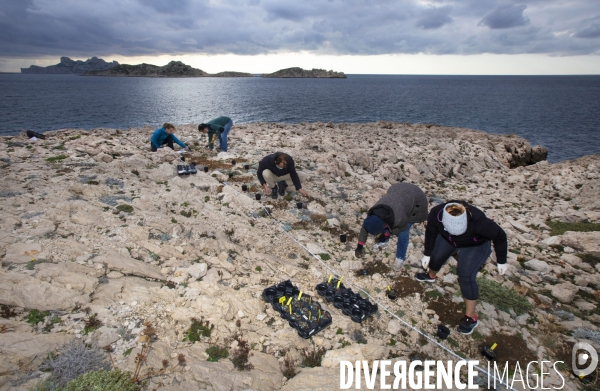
top-left (228, 173), bottom-right (234, 178)
top-left (340, 234), bottom-right (347, 243)
top-left (437, 324), bottom-right (450, 340)
top-left (296, 202), bottom-right (303, 209)
top-left (387, 289), bottom-right (397, 300)
top-left (203, 166), bottom-right (209, 172)
top-left (232, 159), bottom-right (236, 165)
top-left (316, 283), bottom-right (328, 296)
top-left (242, 185), bottom-right (248, 191)
top-left (244, 164), bottom-right (250, 170)
top-left (255, 193), bottom-right (262, 200)
top-left (481, 346), bottom-right (497, 360)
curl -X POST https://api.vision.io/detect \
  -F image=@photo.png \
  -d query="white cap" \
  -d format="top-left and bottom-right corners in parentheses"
top-left (442, 203), bottom-right (467, 235)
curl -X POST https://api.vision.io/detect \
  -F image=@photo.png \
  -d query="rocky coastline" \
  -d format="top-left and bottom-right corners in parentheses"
top-left (0, 122), bottom-right (598, 390)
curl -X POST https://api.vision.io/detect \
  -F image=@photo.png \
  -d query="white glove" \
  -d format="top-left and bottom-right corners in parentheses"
top-left (373, 241), bottom-right (388, 250)
top-left (497, 263), bottom-right (508, 275)
top-left (421, 256), bottom-right (430, 270)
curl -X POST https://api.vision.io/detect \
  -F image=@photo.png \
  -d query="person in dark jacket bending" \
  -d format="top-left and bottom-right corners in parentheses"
top-left (415, 201), bottom-right (508, 335)
top-left (257, 152), bottom-right (308, 199)
top-left (198, 116), bottom-right (233, 152)
top-left (355, 183), bottom-right (428, 271)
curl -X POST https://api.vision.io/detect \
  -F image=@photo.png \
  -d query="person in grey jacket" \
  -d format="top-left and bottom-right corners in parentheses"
top-left (355, 183), bottom-right (428, 270)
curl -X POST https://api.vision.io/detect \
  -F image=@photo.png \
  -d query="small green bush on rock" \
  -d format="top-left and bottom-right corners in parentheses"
top-left (59, 370), bottom-right (139, 391)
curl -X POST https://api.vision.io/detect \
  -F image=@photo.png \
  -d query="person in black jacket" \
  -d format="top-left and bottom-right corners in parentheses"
top-left (257, 152), bottom-right (308, 199)
top-left (415, 201), bottom-right (508, 335)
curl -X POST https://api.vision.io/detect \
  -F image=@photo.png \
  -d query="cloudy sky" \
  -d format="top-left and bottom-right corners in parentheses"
top-left (1, 0), bottom-right (599, 74)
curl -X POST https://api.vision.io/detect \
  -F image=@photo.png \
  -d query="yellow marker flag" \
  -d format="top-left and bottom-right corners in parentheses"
top-left (387, 286), bottom-right (391, 291)
top-left (286, 297), bottom-right (293, 306)
top-left (309, 312), bottom-right (312, 320)
top-left (491, 343), bottom-right (497, 351)
top-left (289, 305), bottom-right (292, 314)
top-left (279, 296), bottom-right (286, 304)
top-left (298, 291), bottom-right (303, 300)
top-left (337, 276), bottom-right (344, 289)
top-left (328, 275), bottom-right (333, 283)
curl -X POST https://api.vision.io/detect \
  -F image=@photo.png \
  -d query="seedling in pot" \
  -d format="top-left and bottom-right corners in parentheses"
top-left (481, 343), bottom-right (498, 360)
top-left (386, 286), bottom-right (397, 300)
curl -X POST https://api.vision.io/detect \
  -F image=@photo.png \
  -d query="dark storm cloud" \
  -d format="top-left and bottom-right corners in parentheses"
top-left (478, 4), bottom-right (529, 29)
top-left (416, 6), bottom-right (453, 30)
top-left (575, 17), bottom-right (600, 39)
top-left (0, 0), bottom-right (599, 60)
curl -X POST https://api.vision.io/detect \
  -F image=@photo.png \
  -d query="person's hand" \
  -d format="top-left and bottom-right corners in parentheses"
top-left (373, 240), bottom-right (388, 250)
top-left (354, 244), bottom-right (364, 258)
top-left (497, 263), bottom-right (508, 275)
top-left (421, 255), bottom-right (430, 270)
top-left (299, 189), bottom-right (308, 197)
top-left (263, 183), bottom-right (271, 196)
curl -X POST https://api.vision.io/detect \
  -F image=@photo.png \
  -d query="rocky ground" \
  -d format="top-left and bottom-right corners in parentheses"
top-left (0, 122), bottom-right (598, 391)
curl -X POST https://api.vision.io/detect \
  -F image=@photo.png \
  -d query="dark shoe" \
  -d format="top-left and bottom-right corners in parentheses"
top-left (271, 187), bottom-right (278, 199)
top-left (457, 315), bottom-right (479, 335)
top-left (277, 180), bottom-right (288, 196)
top-left (177, 165), bottom-right (187, 175)
top-left (415, 272), bottom-right (436, 282)
top-left (188, 163), bottom-right (197, 174)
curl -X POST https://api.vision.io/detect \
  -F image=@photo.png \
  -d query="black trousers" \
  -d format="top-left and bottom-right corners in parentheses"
top-left (150, 135), bottom-right (175, 152)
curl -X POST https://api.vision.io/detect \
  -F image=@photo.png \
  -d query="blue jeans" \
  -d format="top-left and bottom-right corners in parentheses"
top-left (428, 235), bottom-right (492, 300)
top-left (219, 119), bottom-right (233, 152)
top-left (395, 223), bottom-right (412, 260)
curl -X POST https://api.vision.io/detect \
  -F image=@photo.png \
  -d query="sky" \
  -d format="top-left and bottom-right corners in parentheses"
top-left (1, 0), bottom-right (599, 74)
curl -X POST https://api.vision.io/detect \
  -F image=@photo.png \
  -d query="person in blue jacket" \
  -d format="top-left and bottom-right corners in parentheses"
top-left (150, 123), bottom-right (187, 152)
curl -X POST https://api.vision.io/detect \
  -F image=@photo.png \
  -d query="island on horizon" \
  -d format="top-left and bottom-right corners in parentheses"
top-left (19, 57), bottom-right (346, 78)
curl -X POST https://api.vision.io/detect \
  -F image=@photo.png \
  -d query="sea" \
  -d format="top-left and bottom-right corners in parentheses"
top-left (1, 74), bottom-right (599, 163)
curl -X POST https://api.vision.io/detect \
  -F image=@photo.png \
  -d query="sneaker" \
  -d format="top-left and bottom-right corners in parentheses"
top-left (457, 315), bottom-right (479, 335)
top-left (271, 187), bottom-right (278, 199)
top-left (277, 180), bottom-right (288, 196)
top-left (392, 258), bottom-right (405, 271)
top-left (414, 272), bottom-right (436, 282)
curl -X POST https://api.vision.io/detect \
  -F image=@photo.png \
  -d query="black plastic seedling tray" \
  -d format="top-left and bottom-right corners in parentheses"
top-left (315, 279), bottom-right (378, 323)
top-left (263, 280), bottom-right (332, 339)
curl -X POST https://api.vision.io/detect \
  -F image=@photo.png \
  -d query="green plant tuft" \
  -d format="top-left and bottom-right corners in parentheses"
top-left (25, 309), bottom-right (49, 325)
top-left (477, 277), bottom-right (533, 315)
top-left (319, 253), bottom-right (331, 261)
top-left (59, 369), bottom-right (140, 391)
top-left (46, 154), bottom-right (69, 162)
top-left (183, 317), bottom-right (214, 342)
top-left (206, 345), bottom-right (229, 362)
top-left (116, 204), bottom-right (133, 213)
top-left (546, 220), bottom-right (600, 236)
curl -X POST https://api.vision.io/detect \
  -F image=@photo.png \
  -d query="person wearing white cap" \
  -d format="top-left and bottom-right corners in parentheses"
top-left (415, 201), bottom-right (508, 335)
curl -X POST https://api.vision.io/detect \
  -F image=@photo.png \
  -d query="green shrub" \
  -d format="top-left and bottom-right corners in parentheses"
top-left (206, 345), bottom-right (229, 362)
top-left (183, 317), bottom-right (214, 342)
top-left (319, 253), bottom-right (331, 261)
top-left (546, 220), bottom-right (600, 236)
top-left (46, 155), bottom-right (69, 162)
top-left (116, 204), bottom-right (133, 213)
top-left (25, 309), bottom-right (49, 325)
top-left (477, 277), bottom-right (533, 315)
top-left (59, 370), bottom-right (139, 391)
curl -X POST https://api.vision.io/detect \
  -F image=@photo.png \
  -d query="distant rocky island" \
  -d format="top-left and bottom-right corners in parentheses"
top-left (21, 57), bottom-right (345, 78)
top-left (262, 67), bottom-right (346, 78)
top-left (21, 57), bottom-right (119, 74)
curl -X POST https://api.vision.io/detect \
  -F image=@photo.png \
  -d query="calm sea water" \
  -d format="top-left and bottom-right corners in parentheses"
top-left (1, 74), bottom-right (599, 162)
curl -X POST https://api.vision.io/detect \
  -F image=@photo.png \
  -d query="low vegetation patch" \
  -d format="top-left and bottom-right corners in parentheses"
top-left (546, 220), bottom-right (600, 236)
top-left (116, 204), bottom-right (133, 213)
top-left (300, 345), bottom-right (327, 368)
top-left (60, 369), bottom-right (140, 391)
top-left (183, 317), bottom-right (214, 342)
top-left (206, 345), bottom-right (229, 362)
top-left (46, 154), bottom-right (69, 162)
top-left (477, 277), bottom-right (533, 315)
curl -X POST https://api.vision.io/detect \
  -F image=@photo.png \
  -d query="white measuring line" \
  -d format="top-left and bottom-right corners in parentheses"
top-left (221, 181), bottom-right (517, 391)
